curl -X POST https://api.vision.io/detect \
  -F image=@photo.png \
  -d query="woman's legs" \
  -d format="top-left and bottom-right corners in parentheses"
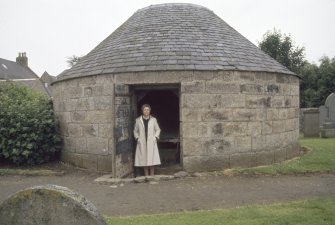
top-left (143, 166), bottom-right (155, 176)
top-left (149, 166), bottom-right (155, 176)
top-left (144, 167), bottom-right (149, 176)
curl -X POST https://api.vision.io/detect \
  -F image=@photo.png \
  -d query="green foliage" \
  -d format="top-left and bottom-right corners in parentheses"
top-left (105, 198), bottom-right (335, 225)
top-left (316, 56), bottom-right (335, 104)
top-left (259, 29), bottom-right (306, 74)
top-left (0, 82), bottom-right (61, 165)
top-left (300, 56), bottom-right (335, 107)
top-left (300, 62), bottom-right (320, 107)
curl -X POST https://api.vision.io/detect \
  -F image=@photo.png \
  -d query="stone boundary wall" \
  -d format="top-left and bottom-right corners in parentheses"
top-left (52, 70), bottom-right (300, 175)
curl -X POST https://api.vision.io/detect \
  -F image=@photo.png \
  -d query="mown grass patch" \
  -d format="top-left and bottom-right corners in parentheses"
top-left (105, 198), bottom-right (335, 225)
top-left (234, 137), bottom-right (335, 175)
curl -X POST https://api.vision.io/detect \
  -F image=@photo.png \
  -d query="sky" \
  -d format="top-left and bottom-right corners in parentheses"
top-left (1, 0), bottom-right (334, 76)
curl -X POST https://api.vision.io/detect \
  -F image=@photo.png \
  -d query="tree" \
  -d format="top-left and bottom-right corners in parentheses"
top-left (259, 29), bottom-right (306, 74)
top-left (66, 55), bottom-right (82, 68)
top-left (300, 62), bottom-right (320, 107)
top-left (299, 56), bottom-right (335, 107)
top-left (316, 56), bottom-right (335, 104)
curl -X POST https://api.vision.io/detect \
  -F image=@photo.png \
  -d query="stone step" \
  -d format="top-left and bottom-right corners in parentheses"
top-left (94, 169), bottom-right (190, 185)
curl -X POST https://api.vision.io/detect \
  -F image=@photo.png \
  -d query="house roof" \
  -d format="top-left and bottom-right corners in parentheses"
top-left (0, 57), bottom-right (50, 96)
top-left (57, 3), bottom-right (295, 82)
top-left (40, 71), bottom-right (56, 84)
top-left (0, 57), bottom-right (38, 80)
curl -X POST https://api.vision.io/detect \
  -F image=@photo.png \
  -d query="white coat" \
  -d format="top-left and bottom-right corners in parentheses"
top-left (133, 116), bottom-right (161, 167)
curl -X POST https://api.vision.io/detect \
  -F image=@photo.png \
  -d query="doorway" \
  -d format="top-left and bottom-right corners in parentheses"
top-left (133, 84), bottom-right (181, 174)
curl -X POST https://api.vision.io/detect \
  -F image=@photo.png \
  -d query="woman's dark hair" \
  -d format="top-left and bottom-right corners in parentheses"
top-left (141, 104), bottom-right (151, 112)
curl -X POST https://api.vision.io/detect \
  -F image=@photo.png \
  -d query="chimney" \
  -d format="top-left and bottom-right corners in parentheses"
top-left (16, 52), bottom-right (28, 67)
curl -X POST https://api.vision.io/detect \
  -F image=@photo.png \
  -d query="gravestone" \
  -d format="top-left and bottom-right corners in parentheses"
top-left (0, 184), bottom-right (107, 225)
top-left (303, 108), bottom-right (320, 137)
top-left (326, 93), bottom-right (335, 121)
top-left (320, 93), bottom-right (335, 138)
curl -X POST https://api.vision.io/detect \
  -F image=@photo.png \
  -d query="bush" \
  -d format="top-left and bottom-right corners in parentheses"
top-left (0, 82), bottom-right (61, 165)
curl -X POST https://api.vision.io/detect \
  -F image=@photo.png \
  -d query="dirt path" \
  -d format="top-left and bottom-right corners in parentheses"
top-left (1, 172), bottom-right (335, 216)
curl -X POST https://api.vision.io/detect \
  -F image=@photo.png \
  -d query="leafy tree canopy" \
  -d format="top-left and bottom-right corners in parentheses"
top-left (259, 29), bottom-right (306, 74)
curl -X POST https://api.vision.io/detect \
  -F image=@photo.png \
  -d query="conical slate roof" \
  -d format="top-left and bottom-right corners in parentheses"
top-left (58, 3), bottom-right (295, 81)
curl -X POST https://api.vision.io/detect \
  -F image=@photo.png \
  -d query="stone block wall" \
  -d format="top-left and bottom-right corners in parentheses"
top-left (53, 70), bottom-right (300, 176)
top-left (180, 71), bottom-right (300, 171)
top-left (52, 75), bottom-right (115, 173)
top-left (113, 70), bottom-right (300, 172)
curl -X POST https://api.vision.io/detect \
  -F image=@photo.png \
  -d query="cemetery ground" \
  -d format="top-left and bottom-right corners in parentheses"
top-left (0, 137), bottom-right (334, 224)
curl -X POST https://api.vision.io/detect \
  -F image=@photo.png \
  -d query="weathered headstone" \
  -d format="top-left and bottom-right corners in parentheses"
top-left (326, 93), bottom-right (335, 121)
top-left (320, 93), bottom-right (335, 137)
top-left (300, 108), bottom-right (313, 132)
top-left (0, 184), bottom-right (107, 225)
top-left (303, 108), bottom-right (320, 137)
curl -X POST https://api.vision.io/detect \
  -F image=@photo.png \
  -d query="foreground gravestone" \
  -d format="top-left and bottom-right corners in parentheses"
top-left (320, 93), bottom-right (335, 137)
top-left (0, 184), bottom-right (107, 225)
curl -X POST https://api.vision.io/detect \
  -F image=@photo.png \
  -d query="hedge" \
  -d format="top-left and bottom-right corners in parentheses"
top-left (0, 82), bottom-right (61, 165)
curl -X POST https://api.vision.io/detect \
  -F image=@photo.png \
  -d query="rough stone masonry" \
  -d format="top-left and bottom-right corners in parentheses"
top-left (52, 70), bottom-right (300, 176)
top-left (51, 3), bottom-right (300, 177)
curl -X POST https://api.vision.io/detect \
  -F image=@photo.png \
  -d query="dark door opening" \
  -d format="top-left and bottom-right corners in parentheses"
top-left (133, 86), bottom-right (180, 172)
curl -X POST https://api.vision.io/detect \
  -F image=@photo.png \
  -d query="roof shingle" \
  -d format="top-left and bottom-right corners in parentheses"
top-left (57, 3), bottom-right (295, 81)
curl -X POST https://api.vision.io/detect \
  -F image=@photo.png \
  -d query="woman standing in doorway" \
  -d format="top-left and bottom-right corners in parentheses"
top-left (133, 104), bottom-right (161, 176)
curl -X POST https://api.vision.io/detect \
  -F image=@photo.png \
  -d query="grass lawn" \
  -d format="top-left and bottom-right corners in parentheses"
top-left (105, 197), bottom-right (335, 225)
top-left (234, 137), bottom-right (335, 175)
top-left (0, 168), bottom-right (64, 176)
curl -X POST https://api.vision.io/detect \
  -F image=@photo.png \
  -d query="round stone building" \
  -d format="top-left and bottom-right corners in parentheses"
top-left (52, 3), bottom-right (300, 177)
